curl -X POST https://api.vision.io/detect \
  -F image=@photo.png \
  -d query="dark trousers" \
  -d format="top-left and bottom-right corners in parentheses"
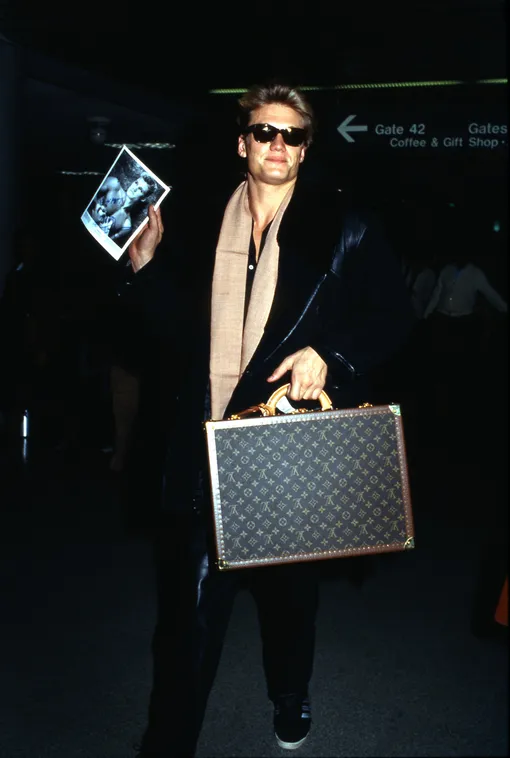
top-left (142, 509), bottom-right (319, 756)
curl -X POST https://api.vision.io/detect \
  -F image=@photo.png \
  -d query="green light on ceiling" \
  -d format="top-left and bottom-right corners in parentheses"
top-left (105, 142), bottom-right (175, 150)
top-left (209, 78), bottom-right (508, 95)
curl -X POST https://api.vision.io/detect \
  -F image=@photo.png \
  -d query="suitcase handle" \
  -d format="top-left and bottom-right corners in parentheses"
top-left (228, 384), bottom-right (334, 420)
top-left (266, 383), bottom-right (333, 414)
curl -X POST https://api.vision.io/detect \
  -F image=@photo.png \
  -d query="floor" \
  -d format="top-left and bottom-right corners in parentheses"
top-left (0, 336), bottom-right (508, 757)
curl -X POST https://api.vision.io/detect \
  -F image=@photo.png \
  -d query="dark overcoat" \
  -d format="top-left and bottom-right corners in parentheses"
top-left (116, 178), bottom-right (416, 523)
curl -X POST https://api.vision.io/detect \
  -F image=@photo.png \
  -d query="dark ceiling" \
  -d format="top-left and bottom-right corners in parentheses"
top-left (3, 2), bottom-right (507, 97)
top-left (1, 1), bottom-right (507, 198)
top-left (0, 1), bottom-right (507, 280)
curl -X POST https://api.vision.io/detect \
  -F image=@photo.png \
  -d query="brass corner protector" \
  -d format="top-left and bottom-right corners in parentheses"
top-left (404, 537), bottom-right (415, 549)
top-left (389, 404), bottom-right (401, 416)
top-left (216, 559), bottom-right (229, 570)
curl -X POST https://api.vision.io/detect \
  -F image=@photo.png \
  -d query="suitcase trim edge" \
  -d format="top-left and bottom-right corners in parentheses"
top-left (205, 405), bottom-right (415, 571)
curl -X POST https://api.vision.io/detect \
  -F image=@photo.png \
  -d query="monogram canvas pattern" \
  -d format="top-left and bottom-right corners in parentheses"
top-left (207, 407), bottom-right (414, 569)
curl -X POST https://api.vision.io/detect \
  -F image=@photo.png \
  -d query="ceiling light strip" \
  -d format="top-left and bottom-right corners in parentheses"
top-left (105, 142), bottom-right (175, 149)
top-left (57, 170), bottom-right (104, 176)
top-left (209, 79), bottom-right (508, 94)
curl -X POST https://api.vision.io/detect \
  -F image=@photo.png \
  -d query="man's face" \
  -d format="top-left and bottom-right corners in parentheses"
top-left (127, 177), bottom-right (150, 200)
top-left (91, 201), bottom-right (107, 223)
top-left (238, 103), bottom-right (307, 186)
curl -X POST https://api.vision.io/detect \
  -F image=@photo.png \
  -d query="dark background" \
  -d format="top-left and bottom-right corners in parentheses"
top-left (2, 2), bottom-right (507, 274)
top-left (0, 5), bottom-right (508, 757)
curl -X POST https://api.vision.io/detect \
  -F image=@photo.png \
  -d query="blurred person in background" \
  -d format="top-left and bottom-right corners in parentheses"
top-left (421, 214), bottom-right (507, 469)
top-left (423, 256), bottom-right (507, 324)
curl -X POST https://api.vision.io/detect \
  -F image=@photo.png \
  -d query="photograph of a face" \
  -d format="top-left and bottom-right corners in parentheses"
top-left (81, 145), bottom-right (171, 260)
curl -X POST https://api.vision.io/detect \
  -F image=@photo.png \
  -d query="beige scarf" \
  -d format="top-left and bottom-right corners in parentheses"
top-left (210, 180), bottom-right (293, 420)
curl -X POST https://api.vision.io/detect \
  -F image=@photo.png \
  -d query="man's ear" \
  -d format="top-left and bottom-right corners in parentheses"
top-left (299, 145), bottom-right (307, 163)
top-left (238, 135), bottom-right (247, 158)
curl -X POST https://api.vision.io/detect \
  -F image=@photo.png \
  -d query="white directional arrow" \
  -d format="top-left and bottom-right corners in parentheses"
top-left (337, 115), bottom-right (368, 143)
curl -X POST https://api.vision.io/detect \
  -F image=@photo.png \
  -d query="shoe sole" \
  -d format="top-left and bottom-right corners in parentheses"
top-left (275, 733), bottom-right (309, 750)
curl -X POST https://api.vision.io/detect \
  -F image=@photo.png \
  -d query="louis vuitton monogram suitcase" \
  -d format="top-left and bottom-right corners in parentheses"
top-left (205, 384), bottom-right (414, 571)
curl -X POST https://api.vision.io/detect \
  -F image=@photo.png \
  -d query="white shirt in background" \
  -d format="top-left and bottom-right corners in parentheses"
top-left (424, 263), bottom-right (507, 319)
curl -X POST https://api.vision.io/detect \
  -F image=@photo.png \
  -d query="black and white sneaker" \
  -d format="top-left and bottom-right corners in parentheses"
top-left (273, 693), bottom-right (312, 750)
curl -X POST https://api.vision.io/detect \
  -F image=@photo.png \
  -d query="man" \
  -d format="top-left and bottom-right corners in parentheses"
top-left (89, 200), bottom-right (115, 236)
top-left (89, 172), bottom-right (157, 241)
top-left (119, 83), bottom-right (415, 757)
top-left (95, 173), bottom-right (156, 215)
top-left (422, 255), bottom-right (507, 431)
top-left (423, 259), bottom-right (507, 320)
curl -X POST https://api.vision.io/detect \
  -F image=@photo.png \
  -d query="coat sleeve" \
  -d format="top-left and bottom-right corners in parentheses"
top-left (113, 244), bottom-right (188, 375)
top-left (309, 214), bottom-right (417, 383)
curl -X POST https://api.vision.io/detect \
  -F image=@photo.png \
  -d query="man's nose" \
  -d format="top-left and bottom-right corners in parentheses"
top-left (270, 133), bottom-right (286, 149)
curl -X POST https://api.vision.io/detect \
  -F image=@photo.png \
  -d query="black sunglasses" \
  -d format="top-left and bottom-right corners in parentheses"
top-left (243, 123), bottom-right (307, 147)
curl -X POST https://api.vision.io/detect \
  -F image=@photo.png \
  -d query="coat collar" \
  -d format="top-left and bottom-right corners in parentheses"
top-left (196, 179), bottom-right (346, 378)
top-left (247, 180), bottom-right (344, 365)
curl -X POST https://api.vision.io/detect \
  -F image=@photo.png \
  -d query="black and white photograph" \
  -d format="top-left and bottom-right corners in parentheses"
top-left (81, 145), bottom-right (171, 260)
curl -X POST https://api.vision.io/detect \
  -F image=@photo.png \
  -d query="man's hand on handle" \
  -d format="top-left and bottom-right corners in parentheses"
top-left (267, 347), bottom-right (327, 401)
top-left (128, 205), bottom-right (164, 272)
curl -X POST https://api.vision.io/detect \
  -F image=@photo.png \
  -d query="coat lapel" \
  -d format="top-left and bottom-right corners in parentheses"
top-left (248, 181), bottom-right (343, 365)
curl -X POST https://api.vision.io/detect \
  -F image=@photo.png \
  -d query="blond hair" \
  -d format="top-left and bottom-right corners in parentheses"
top-left (238, 82), bottom-right (315, 145)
